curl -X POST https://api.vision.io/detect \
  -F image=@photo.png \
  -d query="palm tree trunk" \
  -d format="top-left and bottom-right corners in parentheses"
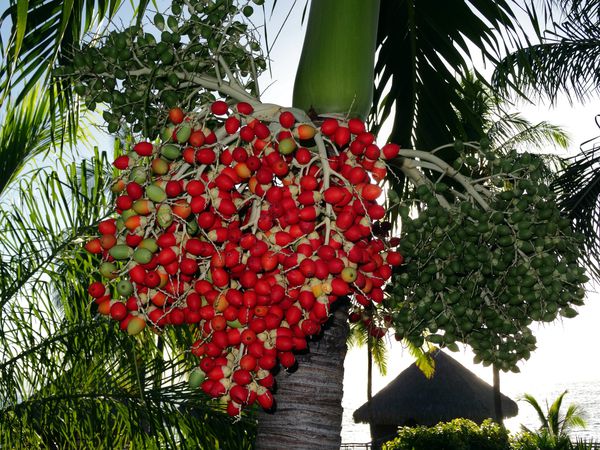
top-left (255, 300), bottom-right (350, 450)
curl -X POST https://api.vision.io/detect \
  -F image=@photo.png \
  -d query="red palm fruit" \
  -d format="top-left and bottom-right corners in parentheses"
top-left (378, 265), bottom-right (393, 280)
top-left (279, 351), bottom-right (296, 369)
top-left (295, 124), bottom-right (317, 140)
top-left (368, 204), bottom-right (386, 220)
top-left (85, 238), bottom-right (102, 254)
top-left (275, 335), bottom-right (294, 352)
top-left (225, 289), bottom-right (243, 308)
top-left (257, 388), bottom-right (274, 410)
top-left (230, 385), bottom-right (250, 405)
top-left (348, 118), bottom-right (366, 135)
top-left (254, 280), bottom-right (271, 297)
top-left (299, 258), bottom-right (317, 278)
top-left (88, 282), bottom-right (106, 298)
top-left (300, 318), bottom-right (320, 336)
top-left (113, 155), bottom-right (131, 170)
top-left (125, 232), bottom-right (143, 247)
top-left (250, 239), bottom-right (268, 257)
top-left (317, 245), bottom-right (335, 261)
top-left (179, 257), bottom-right (198, 275)
top-left (236, 102), bottom-right (253, 115)
top-left (227, 401), bottom-right (242, 417)
top-left (224, 305), bottom-right (239, 322)
top-left (293, 147), bottom-right (310, 165)
top-left (321, 118), bottom-right (339, 136)
top-left (210, 315), bottom-right (227, 332)
top-left (196, 148), bottom-right (216, 164)
top-left (200, 379), bottom-right (215, 396)
top-left (133, 141), bottom-right (154, 156)
top-left (250, 317), bottom-right (266, 334)
top-left (239, 270), bottom-right (258, 289)
top-left (116, 195), bottom-right (133, 211)
top-left (189, 196), bottom-right (206, 214)
top-left (370, 287), bottom-right (384, 303)
top-left (165, 180), bottom-right (182, 197)
top-left (157, 247), bottom-right (178, 265)
top-left (298, 290), bottom-right (316, 310)
top-left (286, 269), bottom-right (305, 287)
top-left (254, 122), bottom-right (271, 139)
top-left (255, 371), bottom-right (273, 389)
top-left (314, 259), bottom-right (330, 280)
top-left (185, 238), bottom-right (204, 256)
top-left (335, 211), bottom-right (354, 231)
top-left (258, 354), bottom-right (277, 370)
top-left (211, 100), bottom-right (228, 115)
top-left (285, 305), bottom-right (303, 326)
top-left (197, 211), bottom-right (216, 229)
top-left (331, 278), bottom-right (350, 296)
top-left (208, 365), bottom-right (231, 381)
top-left (143, 271), bottom-right (160, 288)
top-left (264, 314), bottom-right (281, 330)
top-left (274, 231), bottom-right (292, 247)
top-left (157, 233), bottom-right (177, 248)
top-left (322, 186), bottom-right (343, 204)
top-left (279, 111), bottom-right (295, 128)
top-left (348, 166), bottom-right (367, 185)
top-left (239, 125), bottom-right (255, 142)
top-left (233, 369), bottom-right (252, 386)
top-left (312, 301), bottom-right (330, 321)
top-left (245, 155), bottom-right (259, 170)
top-left (382, 142), bottom-right (400, 159)
top-left (232, 146), bottom-right (248, 162)
top-left (241, 329), bottom-right (257, 345)
top-left (270, 284), bottom-right (285, 304)
top-left (99, 234), bottom-right (117, 250)
top-left (211, 330), bottom-right (229, 349)
top-left (186, 292), bottom-right (201, 311)
top-left (358, 132), bottom-right (375, 145)
top-left (371, 161), bottom-right (387, 182)
top-left (169, 308), bottom-right (185, 325)
top-left (361, 184), bottom-right (383, 201)
top-left (211, 267), bottom-right (229, 288)
top-left (199, 305), bottom-right (215, 321)
top-left (96, 299), bottom-right (112, 315)
top-left (194, 280), bottom-right (212, 295)
top-left (188, 130), bottom-right (205, 147)
top-left (126, 182), bottom-right (143, 200)
top-left (386, 251), bottom-right (404, 266)
top-left (350, 140), bottom-right (366, 156)
top-left (334, 126), bottom-right (351, 147)
top-left (168, 107), bottom-right (184, 124)
top-left (328, 258), bottom-right (345, 274)
top-left (299, 174), bottom-right (317, 191)
top-left (240, 354), bottom-right (257, 371)
top-left (361, 158), bottom-right (375, 171)
top-left (98, 219), bottom-right (117, 235)
top-left (365, 144), bottom-right (380, 160)
top-left (128, 265), bottom-right (146, 284)
top-left (111, 305), bottom-right (129, 324)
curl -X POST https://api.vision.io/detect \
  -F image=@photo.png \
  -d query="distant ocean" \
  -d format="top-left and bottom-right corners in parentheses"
top-left (341, 379), bottom-right (600, 445)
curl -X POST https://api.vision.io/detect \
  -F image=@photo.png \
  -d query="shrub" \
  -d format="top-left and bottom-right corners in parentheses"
top-left (382, 418), bottom-right (511, 450)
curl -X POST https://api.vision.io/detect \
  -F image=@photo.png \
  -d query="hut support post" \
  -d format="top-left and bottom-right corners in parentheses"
top-left (493, 365), bottom-right (504, 425)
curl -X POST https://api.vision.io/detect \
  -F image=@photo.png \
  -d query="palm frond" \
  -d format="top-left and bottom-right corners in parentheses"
top-left (562, 403), bottom-right (587, 434)
top-left (547, 390), bottom-right (567, 436)
top-left (493, 1), bottom-right (600, 103)
top-left (552, 123), bottom-right (600, 278)
top-left (490, 113), bottom-right (570, 151)
top-left (372, 0), bottom-right (529, 151)
top-left (370, 335), bottom-right (388, 376)
top-left (0, 84), bottom-right (84, 197)
top-left (404, 340), bottom-right (435, 379)
top-left (521, 393), bottom-right (550, 431)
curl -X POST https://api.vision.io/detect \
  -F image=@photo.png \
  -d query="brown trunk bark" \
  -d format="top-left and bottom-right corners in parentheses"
top-left (255, 299), bottom-right (350, 450)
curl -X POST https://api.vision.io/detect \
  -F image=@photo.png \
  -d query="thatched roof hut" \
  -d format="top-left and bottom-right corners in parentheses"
top-left (353, 350), bottom-right (518, 446)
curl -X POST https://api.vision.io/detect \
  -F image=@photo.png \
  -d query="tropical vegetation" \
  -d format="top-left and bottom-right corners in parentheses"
top-left (0, 0), bottom-right (598, 448)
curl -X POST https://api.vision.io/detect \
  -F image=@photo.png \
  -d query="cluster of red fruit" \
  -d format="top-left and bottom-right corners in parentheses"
top-left (85, 101), bottom-right (403, 415)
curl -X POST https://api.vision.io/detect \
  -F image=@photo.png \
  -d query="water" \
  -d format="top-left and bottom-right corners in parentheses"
top-left (341, 378), bottom-right (600, 444)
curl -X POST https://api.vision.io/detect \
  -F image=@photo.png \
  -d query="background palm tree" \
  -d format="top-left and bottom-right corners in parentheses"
top-left (521, 390), bottom-right (586, 448)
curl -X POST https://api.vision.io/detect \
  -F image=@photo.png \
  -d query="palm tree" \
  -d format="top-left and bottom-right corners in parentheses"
top-left (521, 390), bottom-right (586, 448)
top-left (0, 0), bottom-right (585, 448)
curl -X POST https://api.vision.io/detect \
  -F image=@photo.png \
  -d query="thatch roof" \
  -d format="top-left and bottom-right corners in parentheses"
top-left (353, 350), bottom-right (518, 426)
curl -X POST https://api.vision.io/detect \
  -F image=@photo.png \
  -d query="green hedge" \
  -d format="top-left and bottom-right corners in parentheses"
top-left (382, 418), bottom-right (511, 450)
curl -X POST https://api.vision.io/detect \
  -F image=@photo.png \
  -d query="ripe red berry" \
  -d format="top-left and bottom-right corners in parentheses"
top-left (168, 107), bottom-right (184, 124)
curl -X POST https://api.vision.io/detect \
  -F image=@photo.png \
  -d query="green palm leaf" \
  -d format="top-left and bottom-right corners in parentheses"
top-left (493, 0), bottom-right (600, 103)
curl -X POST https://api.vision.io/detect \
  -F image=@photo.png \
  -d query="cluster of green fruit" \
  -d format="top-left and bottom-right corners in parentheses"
top-left (388, 150), bottom-right (588, 371)
top-left (53, 0), bottom-right (264, 136)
